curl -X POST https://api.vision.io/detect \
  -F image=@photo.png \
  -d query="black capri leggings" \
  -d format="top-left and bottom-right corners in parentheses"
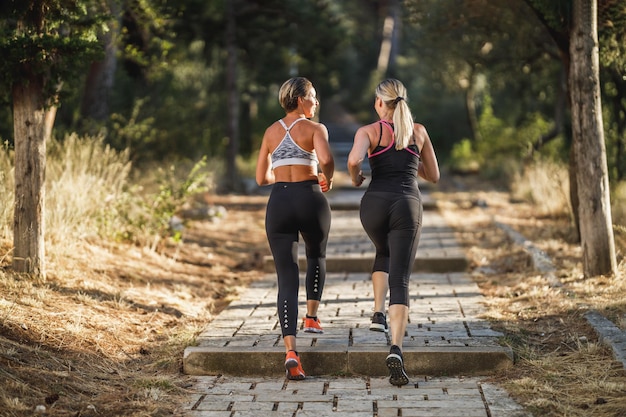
top-left (359, 191), bottom-right (423, 307)
top-left (265, 180), bottom-right (331, 337)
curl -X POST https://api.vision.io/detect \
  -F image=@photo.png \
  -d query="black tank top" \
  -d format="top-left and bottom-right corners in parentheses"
top-left (367, 121), bottom-right (421, 194)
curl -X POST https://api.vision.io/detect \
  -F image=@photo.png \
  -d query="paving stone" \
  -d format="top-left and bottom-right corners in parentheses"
top-left (180, 189), bottom-right (531, 416)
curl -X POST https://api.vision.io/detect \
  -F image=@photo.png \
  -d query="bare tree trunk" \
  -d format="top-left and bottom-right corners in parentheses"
top-left (12, 76), bottom-right (46, 278)
top-left (532, 67), bottom-right (567, 152)
top-left (569, 145), bottom-right (581, 242)
top-left (376, 0), bottom-right (400, 77)
top-left (608, 68), bottom-right (626, 181)
top-left (225, 0), bottom-right (240, 192)
top-left (464, 66), bottom-right (482, 143)
top-left (81, 0), bottom-right (120, 122)
top-left (569, 0), bottom-right (616, 277)
top-left (43, 105), bottom-right (57, 143)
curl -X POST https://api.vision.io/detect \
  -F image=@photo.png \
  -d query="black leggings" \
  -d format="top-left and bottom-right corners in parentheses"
top-left (266, 180), bottom-right (331, 337)
top-left (359, 191), bottom-right (423, 307)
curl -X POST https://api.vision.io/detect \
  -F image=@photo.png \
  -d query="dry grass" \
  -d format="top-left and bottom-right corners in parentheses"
top-left (2, 151), bottom-right (626, 416)
top-left (1, 136), bottom-right (265, 416)
top-left (0, 142), bottom-right (14, 240)
top-left (434, 169), bottom-right (626, 417)
top-left (0, 194), bottom-right (268, 416)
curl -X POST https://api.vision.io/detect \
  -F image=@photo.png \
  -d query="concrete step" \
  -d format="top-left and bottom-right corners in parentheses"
top-left (184, 346), bottom-right (514, 377)
top-left (183, 273), bottom-right (514, 377)
top-left (263, 209), bottom-right (469, 274)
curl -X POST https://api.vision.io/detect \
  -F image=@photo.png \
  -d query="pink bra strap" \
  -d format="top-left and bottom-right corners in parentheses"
top-left (368, 121), bottom-right (396, 158)
top-left (380, 120), bottom-right (394, 136)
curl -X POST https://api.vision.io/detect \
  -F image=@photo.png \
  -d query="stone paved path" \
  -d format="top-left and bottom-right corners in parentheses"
top-left (180, 188), bottom-right (533, 416)
top-left (181, 375), bottom-right (530, 417)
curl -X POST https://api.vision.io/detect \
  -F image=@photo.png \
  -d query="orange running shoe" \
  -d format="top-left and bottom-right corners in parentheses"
top-left (285, 350), bottom-right (305, 380)
top-left (303, 317), bottom-right (323, 334)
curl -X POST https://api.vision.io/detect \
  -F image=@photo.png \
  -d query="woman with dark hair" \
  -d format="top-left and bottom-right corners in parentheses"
top-left (256, 77), bottom-right (335, 380)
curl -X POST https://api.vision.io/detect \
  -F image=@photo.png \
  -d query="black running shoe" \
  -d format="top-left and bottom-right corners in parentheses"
top-left (386, 345), bottom-right (409, 386)
top-left (369, 312), bottom-right (389, 333)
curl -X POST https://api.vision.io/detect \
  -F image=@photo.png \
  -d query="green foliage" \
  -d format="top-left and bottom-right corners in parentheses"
top-left (524, 0), bottom-right (571, 32)
top-left (451, 92), bottom-right (566, 183)
top-left (612, 181), bottom-right (626, 228)
top-left (603, 100), bottom-right (626, 182)
top-left (108, 98), bottom-right (159, 159)
top-left (0, 0), bottom-right (104, 102)
top-left (105, 40), bottom-right (231, 161)
top-left (118, 0), bottom-right (176, 80)
top-left (449, 139), bottom-right (481, 174)
top-left (110, 157), bottom-right (212, 249)
top-left (402, 0), bottom-right (566, 163)
top-left (598, 1), bottom-right (626, 68)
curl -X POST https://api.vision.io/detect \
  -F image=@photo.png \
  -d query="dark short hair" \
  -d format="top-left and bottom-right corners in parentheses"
top-left (279, 77), bottom-right (313, 112)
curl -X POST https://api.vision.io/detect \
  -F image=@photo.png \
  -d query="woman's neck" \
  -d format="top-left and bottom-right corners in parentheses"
top-left (285, 111), bottom-right (306, 120)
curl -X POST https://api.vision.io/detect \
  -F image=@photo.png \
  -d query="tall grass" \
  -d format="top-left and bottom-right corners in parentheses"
top-left (511, 159), bottom-right (572, 217)
top-left (0, 141), bottom-right (13, 239)
top-left (45, 134), bottom-right (132, 247)
top-left (0, 134), bottom-right (132, 260)
top-left (612, 182), bottom-right (626, 257)
top-left (0, 134), bottom-right (214, 261)
top-left (511, 158), bottom-right (626, 256)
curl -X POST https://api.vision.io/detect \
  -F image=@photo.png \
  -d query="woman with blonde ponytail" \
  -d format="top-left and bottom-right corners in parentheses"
top-left (347, 78), bottom-right (440, 386)
top-left (376, 79), bottom-right (414, 150)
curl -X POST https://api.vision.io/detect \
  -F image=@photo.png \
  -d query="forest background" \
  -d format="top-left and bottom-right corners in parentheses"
top-left (0, 0), bottom-right (624, 188)
top-left (1, 0), bottom-right (626, 416)
top-left (4, 0), bottom-right (625, 277)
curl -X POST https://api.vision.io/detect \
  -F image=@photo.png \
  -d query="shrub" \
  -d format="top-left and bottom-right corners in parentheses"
top-left (1, 134), bottom-right (215, 260)
top-left (511, 158), bottom-right (571, 218)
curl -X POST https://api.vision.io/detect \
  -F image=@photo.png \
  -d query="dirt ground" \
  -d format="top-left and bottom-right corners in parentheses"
top-left (1, 176), bottom-right (626, 416)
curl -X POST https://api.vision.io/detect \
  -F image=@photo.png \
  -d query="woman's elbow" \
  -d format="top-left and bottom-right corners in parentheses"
top-left (256, 171), bottom-right (270, 186)
top-left (427, 170), bottom-right (440, 184)
top-left (347, 155), bottom-right (361, 171)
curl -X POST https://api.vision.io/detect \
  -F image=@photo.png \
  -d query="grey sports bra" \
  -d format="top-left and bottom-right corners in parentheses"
top-left (271, 118), bottom-right (318, 169)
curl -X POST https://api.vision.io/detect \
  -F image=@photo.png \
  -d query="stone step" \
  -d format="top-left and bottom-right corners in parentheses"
top-left (183, 273), bottom-right (514, 377)
top-left (263, 209), bottom-right (469, 274)
top-left (184, 346), bottom-right (514, 377)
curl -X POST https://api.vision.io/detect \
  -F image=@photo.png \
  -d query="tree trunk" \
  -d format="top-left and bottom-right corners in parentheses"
top-left (532, 67), bottom-right (567, 153)
top-left (12, 76), bottom-right (47, 278)
top-left (81, 0), bottom-right (120, 122)
top-left (44, 105), bottom-right (57, 143)
top-left (225, 0), bottom-right (240, 192)
top-left (608, 68), bottom-right (626, 181)
top-left (568, 145), bottom-right (581, 242)
top-left (569, 0), bottom-right (616, 277)
top-left (376, 0), bottom-right (398, 76)
top-left (465, 66), bottom-right (482, 143)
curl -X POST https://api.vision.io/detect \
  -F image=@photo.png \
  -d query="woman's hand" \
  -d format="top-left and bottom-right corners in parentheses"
top-left (352, 171), bottom-right (366, 187)
top-left (318, 173), bottom-right (333, 193)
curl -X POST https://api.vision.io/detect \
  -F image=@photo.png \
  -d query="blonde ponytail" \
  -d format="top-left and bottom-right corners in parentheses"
top-left (375, 79), bottom-right (414, 150)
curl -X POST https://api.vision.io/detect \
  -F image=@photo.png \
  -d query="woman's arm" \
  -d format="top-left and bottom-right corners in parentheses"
top-left (255, 134), bottom-right (275, 186)
top-left (347, 126), bottom-right (371, 187)
top-left (313, 123), bottom-right (334, 191)
top-left (416, 125), bottom-right (440, 183)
